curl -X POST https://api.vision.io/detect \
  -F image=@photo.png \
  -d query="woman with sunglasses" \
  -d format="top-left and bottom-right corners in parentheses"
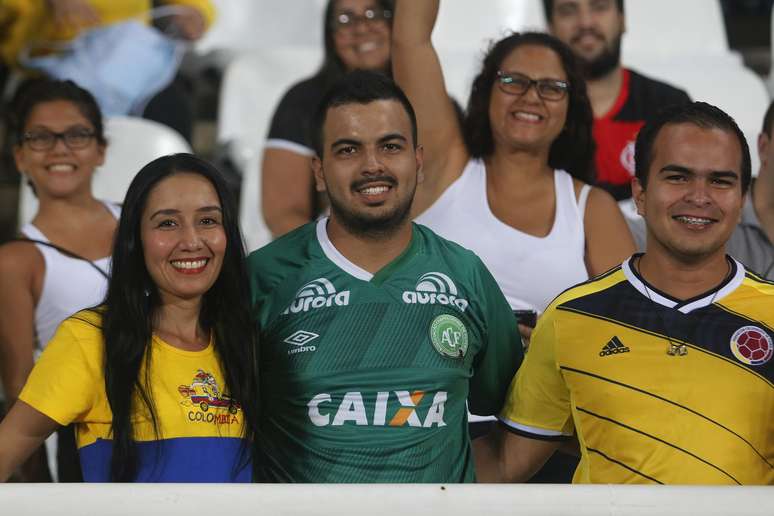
top-left (393, 1), bottom-right (635, 335)
top-left (0, 79), bottom-right (117, 481)
top-left (262, 0), bottom-right (394, 238)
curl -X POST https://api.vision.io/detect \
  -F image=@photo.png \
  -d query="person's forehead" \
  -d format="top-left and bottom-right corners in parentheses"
top-left (499, 45), bottom-right (567, 81)
top-left (324, 100), bottom-right (412, 141)
top-left (650, 122), bottom-right (742, 170)
top-left (552, 0), bottom-right (620, 12)
top-left (334, 0), bottom-right (379, 13)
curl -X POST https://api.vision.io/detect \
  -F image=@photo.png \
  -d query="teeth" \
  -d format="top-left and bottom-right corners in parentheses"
top-left (360, 185), bottom-right (389, 195)
top-left (171, 259), bottom-right (207, 270)
top-left (514, 112), bottom-right (541, 122)
top-left (48, 164), bottom-right (75, 172)
top-left (358, 42), bottom-right (377, 52)
top-left (675, 216), bottom-right (712, 225)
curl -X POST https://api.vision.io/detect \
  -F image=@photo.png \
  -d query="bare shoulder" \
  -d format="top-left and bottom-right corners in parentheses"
top-left (0, 241), bottom-right (43, 279)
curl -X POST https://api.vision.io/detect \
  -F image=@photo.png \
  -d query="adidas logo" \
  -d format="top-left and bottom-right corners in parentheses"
top-left (282, 278), bottom-right (350, 315)
top-left (402, 272), bottom-right (469, 312)
top-left (599, 336), bottom-right (630, 357)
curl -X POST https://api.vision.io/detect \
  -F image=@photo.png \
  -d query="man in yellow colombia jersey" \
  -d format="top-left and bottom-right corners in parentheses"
top-left (475, 101), bottom-right (774, 485)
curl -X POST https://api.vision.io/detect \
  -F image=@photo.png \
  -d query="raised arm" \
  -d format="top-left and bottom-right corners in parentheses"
top-left (582, 186), bottom-right (636, 275)
top-left (473, 425), bottom-right (561, 482)
top-left (392, 0), bottom-right (468, 214)
top-left (261, 149), bottom-right (316, 238)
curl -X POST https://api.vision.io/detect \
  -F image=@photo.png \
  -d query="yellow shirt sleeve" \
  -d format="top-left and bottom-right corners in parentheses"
top-left (498, 307), bottom-right (574, 438)
top-left (19, 316), bottom-right (103, 427)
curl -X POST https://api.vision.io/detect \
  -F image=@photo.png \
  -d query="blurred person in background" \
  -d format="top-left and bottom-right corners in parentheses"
top-left (0, 0), bottom-right (216, 142)
top-left (543, 0), bottom-right (690, 203)
top-left (262, 0), bottom-right (394, 238)
top-left (0, 79), bottom-right (117, 482)
top-left (392, 0), bottom-right (635, 481)
top-left (0, 154), bottom-right (259, 483)
top-left (728, 99), bottom-right (774, 279)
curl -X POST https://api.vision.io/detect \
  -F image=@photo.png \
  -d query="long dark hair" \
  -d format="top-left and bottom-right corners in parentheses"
top-left (464, 32), bottom-right (595, 182)
top-left (101, 153), bottom-right (258, 481)
top-left (315, 0), bottom-right (395, 88)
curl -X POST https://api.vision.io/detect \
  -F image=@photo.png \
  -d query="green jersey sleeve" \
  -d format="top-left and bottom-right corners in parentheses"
top-left (467, 257), bottom-right (523, 416)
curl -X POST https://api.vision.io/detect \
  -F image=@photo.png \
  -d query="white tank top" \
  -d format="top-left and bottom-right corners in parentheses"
top-left (416, 159), bottom-right (590, 313)
top-left (20, 202), bottom-right (120, 354)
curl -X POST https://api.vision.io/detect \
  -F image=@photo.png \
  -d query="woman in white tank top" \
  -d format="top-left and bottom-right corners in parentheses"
top-left (0, 79), bottom-right (118, 481)
top-left (393, 2), bottom-right (635, 324)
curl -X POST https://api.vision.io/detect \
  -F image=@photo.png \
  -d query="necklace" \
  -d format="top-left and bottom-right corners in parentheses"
top-left (635, 256), bottom-right (731, 357)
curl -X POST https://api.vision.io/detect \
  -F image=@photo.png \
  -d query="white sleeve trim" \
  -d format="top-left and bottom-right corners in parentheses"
top-left (264, 138), bottom-right (315, 157)
top-left (497, 417), bottom-right (571, 437)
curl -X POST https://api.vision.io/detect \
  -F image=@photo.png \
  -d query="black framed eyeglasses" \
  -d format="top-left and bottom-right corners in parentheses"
top-left (21, 128), bottom-right (96, 151)
top-left (333, 8), bottom-right (392, 29)
top-left (496, 71), bottom-right (569, 101)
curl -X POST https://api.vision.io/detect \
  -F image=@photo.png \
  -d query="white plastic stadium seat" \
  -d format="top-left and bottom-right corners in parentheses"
top-left (622, 55), bottom-right (770, 175)
top-left (195, 0), bottom-right (327, 59)
top-left (18, 116), bottom-right (191, 227)
top-left (621, 0), bottom-right (735, 61)
top-left (432, 0), bottom-right (547, 52)
top-left (217, 48), bottom-right (324, 252)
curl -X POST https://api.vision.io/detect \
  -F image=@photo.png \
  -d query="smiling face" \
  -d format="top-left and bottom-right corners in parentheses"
top-left (14, 100), bottom-right (105, 200)
top-left (489, 44), bottom-right (569, 155)
top-left (140, 172), bottom-right (227, 305)
top-left (633, 123), bottom-right (744, 263)
top-left (312, 99), bottom-right (422, 237)
top-left (548, 0), bottom-right (624, 78)
top-left (332, 0), bottom-right (391, 72)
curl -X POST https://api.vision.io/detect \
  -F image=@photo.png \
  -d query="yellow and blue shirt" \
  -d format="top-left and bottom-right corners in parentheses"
top-left (500, 255), bottom-right (774, 485)
top-left (19, 309), bottom-right (250, 482)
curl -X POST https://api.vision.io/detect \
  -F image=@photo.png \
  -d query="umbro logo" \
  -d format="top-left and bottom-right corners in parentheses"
top-left (284, 330), bottom-right (319, 356)
top-left (402, 272), bottom-right (469, 312)
top-left (599, 336), bottom-right (630, 357)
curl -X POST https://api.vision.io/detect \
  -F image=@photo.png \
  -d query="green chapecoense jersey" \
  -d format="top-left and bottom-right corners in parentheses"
top-left (248, 219), bottom-right (522, 482)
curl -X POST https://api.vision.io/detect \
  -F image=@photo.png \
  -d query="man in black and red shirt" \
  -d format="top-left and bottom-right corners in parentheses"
top-left (544, 0), bottom-right (690, 201)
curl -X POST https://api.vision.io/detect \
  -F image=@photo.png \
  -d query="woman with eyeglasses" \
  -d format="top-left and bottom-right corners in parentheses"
top-left (392, 0), bottom-right (635, 483)
top-left (394, 0), bottom-right (635, 326)
top-left (261, 0), bottom-right (394, 238)
top-left (0, 79), bottom-right (117, 482)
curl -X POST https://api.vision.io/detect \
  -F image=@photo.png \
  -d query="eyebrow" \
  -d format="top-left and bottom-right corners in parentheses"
top-left (149, 205), bottom-right (222, 220)
top-left (330, 133), bottom-right (408, 150)
top-left (659, 164), bottom-right (740, 182)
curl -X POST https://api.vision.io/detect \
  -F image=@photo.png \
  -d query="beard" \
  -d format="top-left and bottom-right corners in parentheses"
top-left (327, 176), bottom-right (415, 240)
top-left (574, 31), bottom-right (623, 80)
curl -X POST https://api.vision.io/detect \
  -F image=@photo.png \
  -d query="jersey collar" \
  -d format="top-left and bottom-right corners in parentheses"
top-left (622, 253), bottom-right (746, 314)
top-left (315, 217), bottom-right (420, 284)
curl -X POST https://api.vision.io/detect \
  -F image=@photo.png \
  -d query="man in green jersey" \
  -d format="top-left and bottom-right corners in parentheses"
top-left (248, 70), bottom-right (523, 482)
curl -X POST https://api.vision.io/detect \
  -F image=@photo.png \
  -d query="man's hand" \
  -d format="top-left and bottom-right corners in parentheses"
top-left (166, 7), bottom-right (206, 41)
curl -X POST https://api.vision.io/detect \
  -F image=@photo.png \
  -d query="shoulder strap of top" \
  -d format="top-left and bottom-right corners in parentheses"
top-left (578, 184), bottom-right (592, 218)
top-left (9, 238), bottom-right (109, 280)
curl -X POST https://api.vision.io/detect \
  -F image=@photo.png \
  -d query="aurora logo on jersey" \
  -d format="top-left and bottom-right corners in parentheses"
top-left (402, 272), bottom-right (469, 312)
top-left (307, 390), bottom-right (447, 428)
top-left (730, 326), bottom-right (773, 366)
top-left (282, 277), bottom-right (350, 315)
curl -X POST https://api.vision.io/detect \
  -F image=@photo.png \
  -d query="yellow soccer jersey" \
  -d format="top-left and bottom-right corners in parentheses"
top-left (19, 309), bottom-right (249, 482)
top-left (500, 255), bottom-right (774, 485)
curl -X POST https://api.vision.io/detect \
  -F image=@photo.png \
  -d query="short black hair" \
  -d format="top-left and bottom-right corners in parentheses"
top-left (634, 101), bottom-right (752, 194)
top-left (10, 78), bottom-right (106, 146)
top-left (543, 0), bottom-right (625, 21)
top-left (312, 70), bottom-right (418, 157)
top-left (464, 31), bottom-right (594, 182)
top-left (761, 100), bottom-right (774, 137)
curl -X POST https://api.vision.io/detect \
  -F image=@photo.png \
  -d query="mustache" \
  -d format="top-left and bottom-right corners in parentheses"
top-left (570, 28), bottom-right (605, 45)
top-left (351, 175), bottom-right (397, 190)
